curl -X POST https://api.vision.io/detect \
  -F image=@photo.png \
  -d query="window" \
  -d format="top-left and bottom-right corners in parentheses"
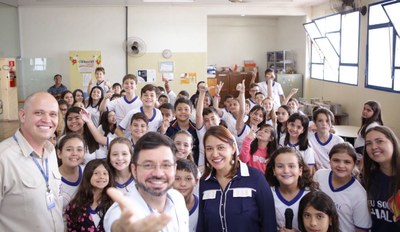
top-left (304, 11), bottom-right (360, 85)
top-left (30, 58), bottom-right (47, 71)
top-left (366, 0), bottom-right (400, 93)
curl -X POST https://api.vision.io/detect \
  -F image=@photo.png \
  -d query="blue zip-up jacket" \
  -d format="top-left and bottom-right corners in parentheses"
top-left (197, 161), bottom-right (277, 232)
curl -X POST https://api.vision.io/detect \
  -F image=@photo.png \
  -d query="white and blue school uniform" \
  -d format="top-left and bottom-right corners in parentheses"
top-left (354, 122), bottom-right (380, 151)
top-left (257, 80), bottom-right (284, 110)
top-left (246, 98), bottom-right (257, 110)
top-left (221, 111), bottom-right (249, 151)
top-left (85, 104), bottom-right (101, 127)
top-left (60, 165), bottom-right (83, 211)
top-left (271, 186), bottom-right (310, 231)
top-left (115, 176), bottom-right (136, 195)
top-left (197, 161), bottom-right (277, 232)
top-left (106, 96), bottom-right (142, 124)
top-left (95, 80), bottom-right (110, 93)
top-left (119, 107), bottom-right (163, 137)
top-left (315, 169), bottom-right (372, 232)
top-left (279, 135), bottom-right (316, 166)
top-left (189, 194), bottom-right (199, 232)
top-left (94, 125), bottom-right (117, 160)
top-left (308, 132), bottom-right (344, 169)
top-left (196, 126), bottom-right (207, 168)
top-left (83, 151), bottom-right (96, 165)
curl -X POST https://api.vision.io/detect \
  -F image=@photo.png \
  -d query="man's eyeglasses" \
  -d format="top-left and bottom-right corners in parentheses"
top-left (136, 162), bottom-right (176, 171)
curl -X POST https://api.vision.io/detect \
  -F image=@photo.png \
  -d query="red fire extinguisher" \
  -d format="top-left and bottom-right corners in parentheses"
top-left (9, 61), bottom-right (16, 88)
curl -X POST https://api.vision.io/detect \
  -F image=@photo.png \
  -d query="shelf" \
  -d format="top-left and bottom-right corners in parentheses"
top-left (266, 51), bottom-right (295, 74)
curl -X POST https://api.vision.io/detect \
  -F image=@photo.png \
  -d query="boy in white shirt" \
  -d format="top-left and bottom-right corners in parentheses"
top-left (173, 159), bottom-right (199, 232)
top-left (117, 84), bottom-right (163, 137)
top-left (100, 74), bottom-right (142, 124)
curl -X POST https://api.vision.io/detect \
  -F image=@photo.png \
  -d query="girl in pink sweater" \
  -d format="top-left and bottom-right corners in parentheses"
top-left (239, 124), bottom-right (277, 174)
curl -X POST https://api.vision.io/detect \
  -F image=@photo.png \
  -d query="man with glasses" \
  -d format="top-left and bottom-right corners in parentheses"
top-left (104, 132), bottom-right (189, 232)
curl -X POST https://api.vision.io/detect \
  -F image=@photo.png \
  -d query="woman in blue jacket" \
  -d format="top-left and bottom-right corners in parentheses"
top-left (197, 125), bottom-right (277, 232)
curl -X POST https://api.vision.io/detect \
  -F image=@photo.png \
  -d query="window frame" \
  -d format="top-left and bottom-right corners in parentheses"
top-left (304, 10), bottom-right (361, 86)
top-left (366, 0), bottom-right (400, 93)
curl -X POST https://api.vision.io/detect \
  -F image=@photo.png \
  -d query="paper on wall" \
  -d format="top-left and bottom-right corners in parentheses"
top-left (83, 73), bottom-right (91, 87)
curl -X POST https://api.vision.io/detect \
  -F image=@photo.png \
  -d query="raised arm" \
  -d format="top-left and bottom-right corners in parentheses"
top-left (80, 109), bottom-right (108, 145)
top-left (213, 81), bottom-right (224, 117)
top-left (99, 91), bottom-right (112, 112)
top-left (249, 67), bottom-right (257, 85)
top-left (163, 75), bottom-right (177, 105)
top-left (281, 88), bottom-right (298, 106)
top-left (236, 79), bottom-right (246, 133)
top-left (195, 82), bottom-right (208, 129)
top-left (267, 76), bottom-right (273, 99)
top-left (87, 79), bottom-right (94, 97)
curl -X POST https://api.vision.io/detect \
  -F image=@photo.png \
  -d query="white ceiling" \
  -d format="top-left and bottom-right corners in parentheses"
top-left (2, 0), bottom-right (329, 7)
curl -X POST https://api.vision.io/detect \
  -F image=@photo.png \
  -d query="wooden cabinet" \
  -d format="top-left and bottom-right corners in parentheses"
top-left (208, 71), bottom-right (258, 103)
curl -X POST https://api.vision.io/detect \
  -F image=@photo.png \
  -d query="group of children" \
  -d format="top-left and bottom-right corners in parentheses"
top-left (49, 66), bottom-right (400, 232)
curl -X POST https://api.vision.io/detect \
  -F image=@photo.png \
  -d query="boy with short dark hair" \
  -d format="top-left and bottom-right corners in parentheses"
top-left (99, 74), bottom-right (142, 124)
top-left (117, 84), bottom-right (162, 137)
top-left (173, 159), bottom-right (199, 232)
top-left (166, 98), bottom-right (199, 165)
top-left (87, 67), bottom-right (112, 94)
top-left (112, 82), bottom-right (122, 94)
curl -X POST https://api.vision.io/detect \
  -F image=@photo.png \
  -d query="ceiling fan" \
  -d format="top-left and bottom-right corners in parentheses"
top-left (330, 0), bottom-right (367, 15)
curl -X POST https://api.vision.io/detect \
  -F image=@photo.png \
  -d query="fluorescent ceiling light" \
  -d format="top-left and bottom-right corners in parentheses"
top-left (143, 0), bottom-right (194, 2)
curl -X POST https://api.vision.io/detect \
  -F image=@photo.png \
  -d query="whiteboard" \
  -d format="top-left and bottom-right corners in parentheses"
top-left (17, 57), bottom-right (60, 101)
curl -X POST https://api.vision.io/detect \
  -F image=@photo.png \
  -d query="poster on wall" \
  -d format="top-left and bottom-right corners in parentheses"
top-left (180, 72), bottom-right (197, 84)
top-left (159, 61), bottom-right (174, 73)
top-left (69, 51), bottom-right (101, 91)
top-left (138, 69), bottom-right (156, 83)
top-left (78, 59), bottom-right (96, 73)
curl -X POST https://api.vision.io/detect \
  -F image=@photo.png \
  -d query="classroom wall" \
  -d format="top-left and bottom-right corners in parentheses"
top-left (0, 3), bottom-right (19, 58)
top-left (126, 6), bottom-right (207, 93)
top-left (208, 15), bottom-right (306, 78)
top-left (306, 0), bottom-right (400, 137)
top-left (275, 16), bottom-right (307, 77)
top-left (208, 16), bottom-right (278, 74)
top-left (18, 6), bottom-right (126, 96)
top-left (18, 4), bottom-right (310, 98)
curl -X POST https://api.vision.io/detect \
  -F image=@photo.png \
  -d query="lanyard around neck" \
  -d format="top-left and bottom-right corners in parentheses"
top-left (31, 154), bottom-right (50, 192)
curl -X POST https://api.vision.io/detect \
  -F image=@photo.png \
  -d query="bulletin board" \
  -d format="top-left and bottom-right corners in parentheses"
top-left (69, 51), bottom-right (102, 92)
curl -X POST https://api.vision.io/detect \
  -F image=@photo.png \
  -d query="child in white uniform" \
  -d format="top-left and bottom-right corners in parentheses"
top-left (265, 147), bottom-right (319, 231)
top-left (308, 108), bottom-right (344, 169)
top-left (314, 142), bottom-right (372, 232)
top-left (279, 113), bottom-right (316, 173)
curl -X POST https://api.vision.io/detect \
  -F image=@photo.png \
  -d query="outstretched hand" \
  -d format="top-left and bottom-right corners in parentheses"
top-left (216, 81), bottom-right (224, 95)
top-left (107, 187), bottom-right (171, 232)
top-left (79, 109), bottom-right (91, 123)
top-left (236, 79), bottom-right (246, 93)
top-left (198, 82), bottom-right (208, 93)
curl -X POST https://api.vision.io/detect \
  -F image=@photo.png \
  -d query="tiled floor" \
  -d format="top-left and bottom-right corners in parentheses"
top-left (0, 120), bottom-right (19, 142)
